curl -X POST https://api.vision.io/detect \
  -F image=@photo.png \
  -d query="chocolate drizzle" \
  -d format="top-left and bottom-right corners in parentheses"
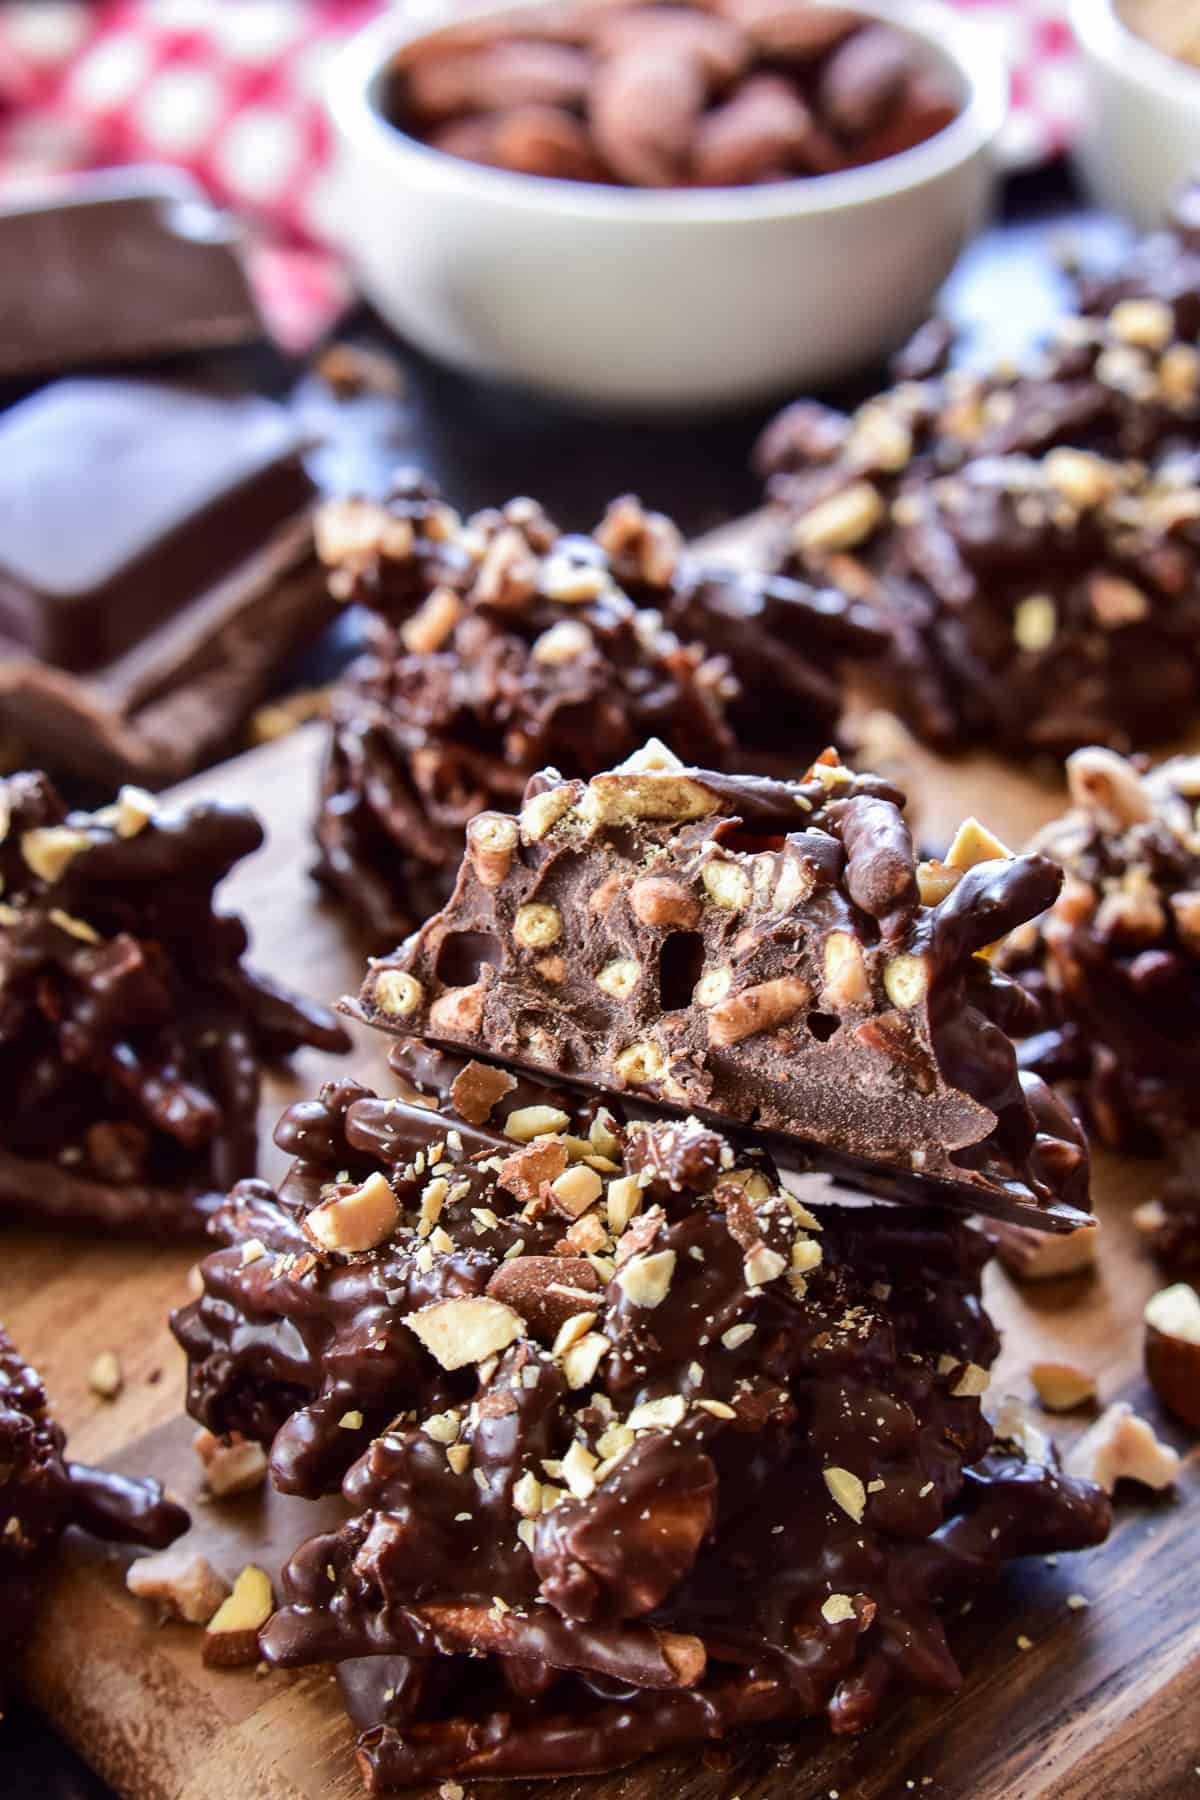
top-left (0, 769), bottom-right (349, 1237)
top-left (173, 1074), bottom-right (1109, 1787)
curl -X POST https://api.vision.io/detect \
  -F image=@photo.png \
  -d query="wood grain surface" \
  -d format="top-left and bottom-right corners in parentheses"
top-left (4, 685), bottom-right (1199, 1799)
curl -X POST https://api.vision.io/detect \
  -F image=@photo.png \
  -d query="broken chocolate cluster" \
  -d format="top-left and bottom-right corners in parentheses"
top-left (314, 476), bottom-right (882, 944)
top-left (757, 183), bottom-right (1200, 757)
top-left (0, 770), bottom-right (349, 1237)
top-left (1, 1322), bottom-right (187, 1688)
top-left (174, 1057), bottom-right (1109, 1786)
top-left (997, 746), bottom-right (1200, 1263)
top-left (356, 744), bottom-right (1091, 1228)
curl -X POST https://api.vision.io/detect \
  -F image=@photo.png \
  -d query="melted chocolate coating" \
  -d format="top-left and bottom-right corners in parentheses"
top-left (756, 183), bottom-right (1200, 757)
top-left (997, 748), bottom-right (1200, 1261)
top-left (314, 479), bottom-right (883, 945)
top-left (355, 754), bottom-right (1091, 1228)
top-left (0, 770), bottom-right (349, 1238)
top-left (172, 1078), bottom-right (1108, 1787)
top-left (0, 1322), bottom-right (188, 1690)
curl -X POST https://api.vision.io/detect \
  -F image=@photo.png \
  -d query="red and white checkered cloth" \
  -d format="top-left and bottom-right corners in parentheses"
top-left (0, 0), bottom-right (1084, 352)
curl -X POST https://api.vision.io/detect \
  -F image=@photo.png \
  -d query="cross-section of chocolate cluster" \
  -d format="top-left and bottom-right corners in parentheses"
top-left (173, 1057), bottom-right (1109, 1787)
top-left (356, 744), bottom-right (1090, 1228)
top-left (1, 1322), bottom-right (188, 1689)
top-left (756, 184), bottom-right (1200, 757)
top-left (314, 476), bottom-right (882, 945)
top-left (0, 770), bottom-right (349, 1238)
top-left (996, 746), bottom-right (1200, 1263)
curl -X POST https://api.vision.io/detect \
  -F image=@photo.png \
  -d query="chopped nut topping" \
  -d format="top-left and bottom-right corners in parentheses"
top-left (505, 1104), bottom-right (571, 1143)
top-left (627, 1394), bottom-right (687, 1431)
top-left (550, 1163), bottom-right (603, 1218)
top-left (821, 1593), bottom-right (857, 1625)
top-left (945, 817), bottom-right (1013, 871)
top-left (793, 481), bottom-right (884, 552)
top-left (615, 1248), bottom-right (676, 1308)
top-left (405, 1295), bottom-right (525, 1370)
top-left (561, 1331), bottom-right (611, 1390)
top-left (204, 1564), bottom-right (275, 1668)
top-left (305, 1171), bottom-right (400, 1255)
top-left (823, 1466), bottom-right (867, 1522)
top-left (21, 825), bottom-right (91, 884)
top-left (561, 1439), bottom-right (598, 1499)
top-left (1013, 594), bottom-right (1057, 653)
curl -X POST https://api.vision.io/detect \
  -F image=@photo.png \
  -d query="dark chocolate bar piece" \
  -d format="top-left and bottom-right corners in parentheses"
top-left (0, 378), bottom-right (333, 784)
top-left (756, 180), bottom-right (1200, 758)
top-left (313, 478), bottom-right (883, 946)
top-left (354, 745), bottom-right (1092, 1228)
top-left (173, 1079), bottom-right (1108, 1785)
top-left (0, 769), bottom-right (349, 1237)
top-left (1, 1321), bottom-right (188, 1690)
top-left (0, 166), bottom-right (261, 381)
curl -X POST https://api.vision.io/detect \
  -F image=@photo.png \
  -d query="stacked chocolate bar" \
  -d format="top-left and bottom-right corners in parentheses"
top-left (756, 181), bottom-right (1200, 758)
top-left (313, 475), bottom-right (883, 944)
top-left (174, 744), bottom-right (1110, 1787)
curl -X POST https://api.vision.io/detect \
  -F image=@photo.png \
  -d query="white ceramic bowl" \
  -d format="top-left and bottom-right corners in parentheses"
top-left (1071, 0), bottom-right (1200, 230)
top-left (324, 0), bottom-right (1005, 412)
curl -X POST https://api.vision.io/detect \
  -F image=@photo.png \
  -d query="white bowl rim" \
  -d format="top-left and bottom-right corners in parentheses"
top-left (326, 0), bottom-right (1006, 224)
top-left (1070, 0), bottom-right (1200, 105)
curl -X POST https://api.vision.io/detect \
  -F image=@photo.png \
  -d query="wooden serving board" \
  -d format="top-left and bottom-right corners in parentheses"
top-left (4, 690), bottom-right (1199, 1799)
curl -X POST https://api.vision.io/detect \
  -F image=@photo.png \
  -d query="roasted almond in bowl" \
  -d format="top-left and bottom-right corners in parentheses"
top-left (323, 0), bottom-right (1004, 410)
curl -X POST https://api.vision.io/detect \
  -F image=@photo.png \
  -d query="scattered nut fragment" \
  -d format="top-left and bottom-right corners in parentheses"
top-left (203, 1564), bottom-right (275, 1668)
top-left (612, 1040), bottom-right (666, 1086)
top-left (127, 1547), bottom-right (230, 1624)
top-left (1143, 1283), bottom-right (1200, 1430)
top-left (1030, 1362), bottom-right (1097, 1413)
top-left (989, 1220), bottom-right (1100, 1281)
top-left (405, 1295), bottom-right (526, 1370)
top-left (304, 1171), bottom-right (399, 1255)
top-left (193, 1428), bottom-right (270, 1498)
top-left (550, 1163), bottom-right (603, 1218)
top-left (820, 1593), bottom-right (857, 1625)
top-left (88, 1350), bottom-right (123, 1400)
top-left (1067, 1401), bottom-right (1181, 1493)
top-left (1065, 746), bottom-right (1152, 830)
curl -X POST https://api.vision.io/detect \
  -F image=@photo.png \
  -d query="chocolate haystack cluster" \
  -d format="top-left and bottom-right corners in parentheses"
top-left (314, 476), bottom-right (882, 944)
top-left (174, 1050), bottom-right (1109, 1786)
top-left (2, 1321), bottom-right (187, 1690)
top-left (0, 770), bottom-right (349, 1238)
top-left (357, 743), bottom-right (1091, 1228)
top-left (167, 743), bottom-right (1114, 1791)
top-left (996, 746), bottom-right (1200, 1264)
top-left (757, 182), bottom-right (1200, 757)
